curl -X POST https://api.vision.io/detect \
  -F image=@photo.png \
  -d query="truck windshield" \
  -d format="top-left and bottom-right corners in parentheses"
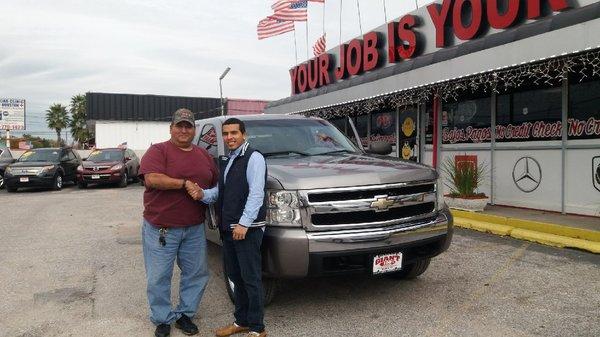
top-left (18, 149), bottom-right (60, 162)
top-left (244, 119), bottom-right (359, 157)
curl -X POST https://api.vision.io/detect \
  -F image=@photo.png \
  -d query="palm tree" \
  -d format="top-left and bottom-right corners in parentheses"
top-left (46, 103), bottom-right (70, 145)
top-left (69, 94), bottom-right (90, 146)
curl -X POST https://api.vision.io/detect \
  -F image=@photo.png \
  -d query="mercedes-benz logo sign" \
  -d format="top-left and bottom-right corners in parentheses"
top-left (593, 156), bottom-right (600, 192)
top-left (512, 156), bottom-right (542, 193)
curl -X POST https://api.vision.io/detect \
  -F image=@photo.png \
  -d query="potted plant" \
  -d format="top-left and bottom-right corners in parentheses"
top-left (440, 156), bottom-right (490, 212)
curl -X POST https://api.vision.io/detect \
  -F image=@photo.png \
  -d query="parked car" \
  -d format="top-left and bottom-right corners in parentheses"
top-left (77, 148), bottom-right (140, 188)
top-left (193, 115), bottom-right (453, 304)
top-left (0, 147), bottom-right (16, 189)
top-left (4, 147), bottom-right (82, 192)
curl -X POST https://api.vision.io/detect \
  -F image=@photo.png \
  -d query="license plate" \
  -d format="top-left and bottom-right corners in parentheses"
top-left (20, 177), bottom-right (29, 182)
top-left (372, 252), bottom-right (403, 274)
top-left (91, 174), bottom-right (100, 179)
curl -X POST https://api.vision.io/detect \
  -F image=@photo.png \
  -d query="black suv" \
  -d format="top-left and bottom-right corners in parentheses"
top-left (0, 147), bottom-right (16, 189)
top-left (4, 147), bottom-right (82, 192)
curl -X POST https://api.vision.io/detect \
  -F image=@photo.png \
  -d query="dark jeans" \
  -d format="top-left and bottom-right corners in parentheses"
top-left (222, 229), bottom-right (265, 333)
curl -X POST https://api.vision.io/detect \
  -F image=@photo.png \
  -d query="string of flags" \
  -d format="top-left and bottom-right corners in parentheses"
top-left (257, 0), bottom-right (325, 53)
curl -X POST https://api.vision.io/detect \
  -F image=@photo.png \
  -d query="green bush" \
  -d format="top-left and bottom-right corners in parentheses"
top-left (441, 157), bottom-right (488, 198)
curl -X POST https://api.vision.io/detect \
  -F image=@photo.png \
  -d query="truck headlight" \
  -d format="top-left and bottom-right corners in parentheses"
top-left (4, 166), bottom-right (13, 175)
top-left (267, 190), bottom-right (301, 226)
top-left (436, 175), bottom-right (446, 210)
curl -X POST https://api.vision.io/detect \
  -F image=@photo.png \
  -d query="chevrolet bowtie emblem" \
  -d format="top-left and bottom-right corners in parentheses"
top-left (370, 196), bottom-right (401, 212)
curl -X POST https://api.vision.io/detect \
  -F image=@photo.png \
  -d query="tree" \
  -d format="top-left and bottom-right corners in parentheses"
top-left (69, 94), bottom-right (90, 146)
top-left (46, 103), bottom-right (70, 145)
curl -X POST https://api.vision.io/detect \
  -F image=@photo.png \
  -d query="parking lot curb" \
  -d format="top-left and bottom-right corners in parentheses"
top-left (451, 210), bottom-right (600, 254)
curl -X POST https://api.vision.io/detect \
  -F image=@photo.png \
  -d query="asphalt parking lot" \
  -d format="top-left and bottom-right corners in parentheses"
top-left (0, 184), bottom-right (599, 337)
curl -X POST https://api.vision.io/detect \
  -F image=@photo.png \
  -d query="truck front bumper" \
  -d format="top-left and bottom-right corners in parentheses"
top-left (262, 209), bottom-right (453, 278)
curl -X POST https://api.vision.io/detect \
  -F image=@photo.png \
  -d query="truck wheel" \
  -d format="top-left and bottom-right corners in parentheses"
top-left (119, 172), bottom-right (128, 188)
top-left (387, 258), bottom-right (431, 280)
top-left (0, 173), bottom-right (4, 189)
top-left (53, 174), bottom-right (63, 191)
top-left (222, 260), bottom-right (278, 306)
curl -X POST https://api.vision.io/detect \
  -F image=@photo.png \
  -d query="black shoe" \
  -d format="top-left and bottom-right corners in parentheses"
top-left (155, 323), bottom-right (171, 337)
top-left (175, 315), bottom-right (199, 335)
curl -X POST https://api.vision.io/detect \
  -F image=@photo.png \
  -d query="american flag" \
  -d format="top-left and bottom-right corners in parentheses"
top-left (312, 33), bottom-right (326, 57)
top-left (270, 0), bottom-right (308, 22)
top-left (257, 17), bottom-right (295, 40)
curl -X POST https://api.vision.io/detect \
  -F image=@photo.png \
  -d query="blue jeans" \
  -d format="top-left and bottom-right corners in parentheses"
top-left (222, 229), bottom-right (265, 333)
top-left (142, 219), bottom-right (209, 325)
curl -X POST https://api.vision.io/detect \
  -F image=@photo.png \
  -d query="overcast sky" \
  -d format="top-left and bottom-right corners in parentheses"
top-left (1, 0), bottom-right (425, 136)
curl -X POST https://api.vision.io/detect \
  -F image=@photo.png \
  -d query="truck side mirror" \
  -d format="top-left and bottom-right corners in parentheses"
top-left (368, 141), bottom-right (392, 155)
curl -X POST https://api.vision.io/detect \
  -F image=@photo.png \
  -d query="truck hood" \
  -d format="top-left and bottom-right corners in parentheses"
top-left (266, 153), bottom-right (437, 190)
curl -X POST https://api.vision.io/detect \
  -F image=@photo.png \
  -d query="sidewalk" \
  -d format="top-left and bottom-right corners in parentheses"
top-left (451, 205), bottom-right (600, 253)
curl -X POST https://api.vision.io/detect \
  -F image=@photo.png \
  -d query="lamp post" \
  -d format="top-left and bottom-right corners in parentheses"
top-left (219, 67), bottom-right (231, 116)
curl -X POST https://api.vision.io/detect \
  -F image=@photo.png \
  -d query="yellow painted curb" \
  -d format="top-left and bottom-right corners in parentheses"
top-left (454, 218), bottom-right (512, 236)
top-left (509, 218), bottom-right (600, 242)
top-left (451, 210), bottom-right (600, 242)
top-left (511, 228), bottom-right (600, 254)
top-left (453, 215), bottom-right (600, 254)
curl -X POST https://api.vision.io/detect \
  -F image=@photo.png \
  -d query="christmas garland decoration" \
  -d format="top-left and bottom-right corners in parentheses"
top-left (295, 48), bottom-right (600, 119)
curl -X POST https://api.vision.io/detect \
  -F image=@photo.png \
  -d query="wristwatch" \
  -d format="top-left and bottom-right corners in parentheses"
top-left (181, 179), bottom-right (187, 189)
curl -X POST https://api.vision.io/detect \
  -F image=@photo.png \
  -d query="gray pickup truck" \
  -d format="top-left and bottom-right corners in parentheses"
top-left (193, 114), bottom-right (453, 304)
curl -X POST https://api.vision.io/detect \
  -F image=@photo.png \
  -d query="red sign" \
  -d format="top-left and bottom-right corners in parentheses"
top-left (290, 0), bottom-right (571, 95)
top-left (455, 155), bottom-right (478, 172)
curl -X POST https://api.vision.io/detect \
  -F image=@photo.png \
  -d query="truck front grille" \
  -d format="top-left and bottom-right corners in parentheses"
top-left (301, 181), bottom-right (438, 231)
top-left (311, 202), bottom-right (435, 226)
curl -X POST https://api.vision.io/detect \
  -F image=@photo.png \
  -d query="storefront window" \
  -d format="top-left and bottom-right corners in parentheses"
top-left (496, 85), bottom-right (562, 142)
top-left (353, 114), bottom-right (369, 147)
top-left (425, 103), bottom-right (434, 145)
top-left (442, 95), bottom-right (491, 144)
top-left (398, 108), bottom-right (418, 161)
top-left (569, 79), bottom-right (600, 140)
top-left (370, 110), bottom-right (397, 153)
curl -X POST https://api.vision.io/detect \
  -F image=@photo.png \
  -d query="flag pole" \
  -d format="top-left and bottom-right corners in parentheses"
top-left (339, 0), bottom-right (342, 46)
top-left (293, 26), bottom-right (298, 65)
top-left (383, 0), bottom-right (388, 23)
top-left (356, 0), bottom-right (363, 36)
top-left (322, 0), bottom-right (326, 35)
top-left (305, 21), bottom-right (309, 61)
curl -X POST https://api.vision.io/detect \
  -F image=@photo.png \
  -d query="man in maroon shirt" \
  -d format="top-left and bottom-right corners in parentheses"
top-left (139, 108), bottom-right (218, 337)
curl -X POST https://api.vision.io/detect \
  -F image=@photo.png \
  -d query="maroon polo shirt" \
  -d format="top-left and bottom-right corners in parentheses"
top-left (139, 140), bottom-right (218, 228)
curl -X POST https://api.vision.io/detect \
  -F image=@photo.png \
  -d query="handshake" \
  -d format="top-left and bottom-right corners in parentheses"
top-left (184, 180), bottom-right (204, 201)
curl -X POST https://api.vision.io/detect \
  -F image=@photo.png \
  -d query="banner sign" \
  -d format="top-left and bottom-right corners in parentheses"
top-left (290, 0), bottom-right (572, 95)
top-left (0, 98), bottom-right (26, 130)
top-left (442, 118), bottom-right (600, 143)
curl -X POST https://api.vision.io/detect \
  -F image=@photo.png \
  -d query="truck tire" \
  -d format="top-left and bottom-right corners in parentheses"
top-left (387, 258), bottom-right (431, 280)
top-left (0, 172), bottom-right (4, 189)
top-left (222, 260), bottom-right (278, 306)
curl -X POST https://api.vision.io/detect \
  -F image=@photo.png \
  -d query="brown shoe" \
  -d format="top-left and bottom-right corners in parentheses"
top-left (245, 332), bottom-right (267, 337)
top-left (215, 323), bottom-right (249, 337)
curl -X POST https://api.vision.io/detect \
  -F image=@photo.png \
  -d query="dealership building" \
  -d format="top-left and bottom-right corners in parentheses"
top-left (265, 0), bottom-right (600, 216)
